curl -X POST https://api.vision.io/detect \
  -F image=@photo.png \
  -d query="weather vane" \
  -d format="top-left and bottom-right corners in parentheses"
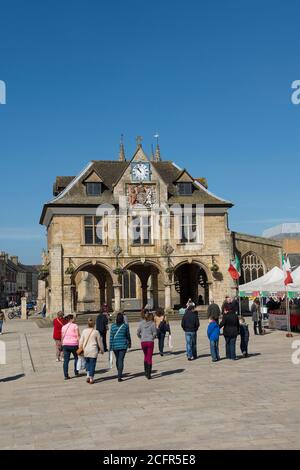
top-left (136, 135), bottom-right (143, 147)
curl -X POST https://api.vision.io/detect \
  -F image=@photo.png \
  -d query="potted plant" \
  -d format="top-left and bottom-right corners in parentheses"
top-left (38, 265), bottom-right (49, 280)
top-left (113, 267), bottom-right (126, 276)
top-left (165, 267), bottom-right (174, 274)
top-left (65, 266), bottom-right (75, 275)
top-left (210, 263), bottom-right (219, 272)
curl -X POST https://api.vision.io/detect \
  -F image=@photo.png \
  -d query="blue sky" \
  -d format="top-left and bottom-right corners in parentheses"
top-left (0, 0), bottom-right (299, 264)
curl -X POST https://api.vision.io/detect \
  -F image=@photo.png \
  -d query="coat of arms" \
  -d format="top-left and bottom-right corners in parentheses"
top-left (127, 184), bottom-right (155, 208)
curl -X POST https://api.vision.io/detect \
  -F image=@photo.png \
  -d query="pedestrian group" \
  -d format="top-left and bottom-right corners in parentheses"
top-left (50, 296), bottom-right (261, 383)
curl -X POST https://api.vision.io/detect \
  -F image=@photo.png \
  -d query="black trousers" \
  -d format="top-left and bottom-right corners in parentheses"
top-left (100, 331), bottom-right (108, 352)
top-left (253, 321), bottom-right (262, 335)
top-left (157, 331), bottom-right (166, 354)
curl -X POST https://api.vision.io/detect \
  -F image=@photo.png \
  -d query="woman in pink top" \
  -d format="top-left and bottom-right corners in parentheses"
top-left (61, 315), bottom-right (80, 380)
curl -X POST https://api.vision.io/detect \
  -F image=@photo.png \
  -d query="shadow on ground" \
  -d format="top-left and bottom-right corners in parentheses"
top-left (0, 373), bottom-right (25, 382)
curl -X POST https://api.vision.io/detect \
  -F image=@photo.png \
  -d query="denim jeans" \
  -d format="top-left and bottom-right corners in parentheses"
top-left (157, 331), bottom-right (166, 354)
top-left (63, 345), bottom-right (78, 378)
top-left (0, 320), bottom-right (3, 333)
top-left (85, 357), bottom-right (97, 378)
top-left (225, 336), bottom-right (237, 360)
top-left (185, 332), bottom-right (197, 359)
top-left (240, 337), bottom-right (248, 354)
top-left (210, 340), bottom-right (220, 361)
top-left (114, 349), bottom-right (127, 379)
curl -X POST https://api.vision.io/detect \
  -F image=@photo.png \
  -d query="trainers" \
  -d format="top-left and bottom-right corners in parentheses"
top-left (64, 376), bottom-right (70, 380)
top-left (188, 358), bottom-right (193, 361)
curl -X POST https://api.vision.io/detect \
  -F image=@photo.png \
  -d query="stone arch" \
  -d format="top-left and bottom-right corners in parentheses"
top-left (71, 261), bottom-right (114, 313)
top-left (173, 259), bottom-right (211, 307)
top-left (123, 259), bottom-right (163, 309)
top-left (240, 251), bottom-right (266, 284)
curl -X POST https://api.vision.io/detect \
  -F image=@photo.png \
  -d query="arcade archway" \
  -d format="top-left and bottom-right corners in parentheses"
top-left (72, 263), bottom-right (113, 313)
top-left (174, 262), bottom-right (209, 307)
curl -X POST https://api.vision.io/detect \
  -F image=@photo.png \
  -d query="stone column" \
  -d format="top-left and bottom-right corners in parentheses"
top-left (164, 284), bottom-right (172, 310)
top-left (37, 280), bottom-right (46, 313)
top-left (49, 245), bottom-right (64, 315)
top-left (21, 297), bottom-right (27, 320)
top-left (113, 284), bottom-right (122, 312)
top-left (63, 276), bottom-right (73, 316)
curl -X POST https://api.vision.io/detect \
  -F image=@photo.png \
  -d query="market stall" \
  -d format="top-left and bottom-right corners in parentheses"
top-left (239, 267), bottom-right (300, 332)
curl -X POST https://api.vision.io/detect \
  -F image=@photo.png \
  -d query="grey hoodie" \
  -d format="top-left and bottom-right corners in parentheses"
top-left (137, 320), bottom-right (157, 342)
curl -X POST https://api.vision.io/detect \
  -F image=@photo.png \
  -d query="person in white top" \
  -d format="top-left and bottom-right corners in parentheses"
top-left (78, 318), bottom-right (104, 384)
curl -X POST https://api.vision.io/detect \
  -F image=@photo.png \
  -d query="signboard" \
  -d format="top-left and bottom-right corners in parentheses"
top-left (268, 314), bottom-right (287, 330)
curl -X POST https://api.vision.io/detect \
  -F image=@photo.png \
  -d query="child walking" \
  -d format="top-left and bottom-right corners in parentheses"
top-left (239, 316), bottom-right (250, 358)
top-left (207, 317), bottom-right (220, 362)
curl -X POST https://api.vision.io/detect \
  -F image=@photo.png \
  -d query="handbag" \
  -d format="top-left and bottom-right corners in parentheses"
top-left (77, 328), bottom-right (94, 356)
top-left (108, 350), bottom-right (114, 369)
top-left (168, 334), bottom-right (173, 351)
top-left (76, 355), bottom-right (86, 371)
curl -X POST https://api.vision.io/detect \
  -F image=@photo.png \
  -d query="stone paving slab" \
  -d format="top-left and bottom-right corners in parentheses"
top-left (0, 317), bottom-right (300, 449)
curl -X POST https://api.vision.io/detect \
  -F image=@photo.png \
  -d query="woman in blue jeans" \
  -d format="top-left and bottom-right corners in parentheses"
top-left (219, 308), bottom-right (240, 360)
top-left (79, 318), bottom-right (104, 384)
top-left (110, 312), bottom-right (131, 382)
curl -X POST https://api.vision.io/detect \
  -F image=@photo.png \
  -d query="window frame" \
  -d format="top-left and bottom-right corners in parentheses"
top-left (180, 212), bottom-right (197, 243)
top-left (131, 213), bottom-right (152, 246)
top-left (177, 182), bottom-right (193, 195)
top-left (83, 215), bottom-right (104, 245)
top-left (86, 182), bottom-right (102, 197)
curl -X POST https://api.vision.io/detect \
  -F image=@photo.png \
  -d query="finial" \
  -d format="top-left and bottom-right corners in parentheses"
top-left (151, 144), bottom-right (155, 161)
top-left (119, 134), bottom-right (125, 161)
top-left (154, 133), bottom-right (161, 161)
top-left (136, 135), bottom-right (143, 148)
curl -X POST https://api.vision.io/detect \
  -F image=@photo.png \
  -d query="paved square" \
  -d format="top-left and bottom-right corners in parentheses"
top-left (0, 318), bottom-right (300, 450)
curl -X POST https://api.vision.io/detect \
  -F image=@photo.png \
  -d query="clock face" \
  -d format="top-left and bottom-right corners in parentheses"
top-left (131, 162), bottom-right (150, 181)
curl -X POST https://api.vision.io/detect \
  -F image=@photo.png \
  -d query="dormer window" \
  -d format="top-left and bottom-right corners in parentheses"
top-left (177, 182), bottom-right (193, 195)
top-left (86, 182), bottom-right (102, 196)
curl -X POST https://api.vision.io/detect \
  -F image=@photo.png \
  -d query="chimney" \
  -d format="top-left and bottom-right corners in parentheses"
top-left (11, 256), bottom-right (19, 266)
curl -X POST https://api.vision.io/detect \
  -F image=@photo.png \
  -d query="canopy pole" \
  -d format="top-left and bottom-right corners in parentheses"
top-left (236, 277), bottom-right (241, 317)
top-left (286, 290), bottom-right (293, 338)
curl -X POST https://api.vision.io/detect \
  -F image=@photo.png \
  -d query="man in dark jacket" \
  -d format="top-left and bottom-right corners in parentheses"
top-left (219, 309), bottom-right (240, 360)
top-left (96, 310), bottom-right (109, 352)
top-left (207, 300), bottom-right (221, 324)
top-left (181, 304), bottom-right (200, 361)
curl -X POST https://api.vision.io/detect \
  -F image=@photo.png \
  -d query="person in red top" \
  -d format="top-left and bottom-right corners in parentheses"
top-left (53, 311), bottom-right (68, 362)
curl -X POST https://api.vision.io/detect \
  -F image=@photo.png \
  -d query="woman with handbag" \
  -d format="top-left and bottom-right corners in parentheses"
top-left (61, 315), bottom-right (80, 380)
top-left (109, 312), bottom-right (131, 382)
top-left (78, 318), bottom-right (104, 384)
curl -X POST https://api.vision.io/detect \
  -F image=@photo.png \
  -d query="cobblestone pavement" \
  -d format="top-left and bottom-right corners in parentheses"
top-left (0, 317), bottom-right (300, 450)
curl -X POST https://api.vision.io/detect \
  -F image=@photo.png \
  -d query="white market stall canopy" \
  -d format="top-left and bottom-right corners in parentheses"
top-left (239, 266), bottom-right (300, 296)
top-left (239, 267), bottom-right (284, 295)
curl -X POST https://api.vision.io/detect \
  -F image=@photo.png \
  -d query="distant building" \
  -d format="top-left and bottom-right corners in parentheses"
top-left (0, 252), bottom-right (38, 307)
top-left (263, 223), bottom-right (300, 268)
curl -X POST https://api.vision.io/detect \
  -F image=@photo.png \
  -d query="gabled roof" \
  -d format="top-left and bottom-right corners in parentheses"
top-left (41, 157), bottom-right (233, 225)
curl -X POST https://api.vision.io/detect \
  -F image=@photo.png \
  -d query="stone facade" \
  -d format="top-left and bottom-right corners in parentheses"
top-left (39, 143), bottom-right (282, 317)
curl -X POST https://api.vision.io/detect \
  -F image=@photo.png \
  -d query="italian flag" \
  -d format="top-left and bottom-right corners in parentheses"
top-left (228, 254), bottom-right (241, 280)
top-left (282, 255), bottom-right (293, 285)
